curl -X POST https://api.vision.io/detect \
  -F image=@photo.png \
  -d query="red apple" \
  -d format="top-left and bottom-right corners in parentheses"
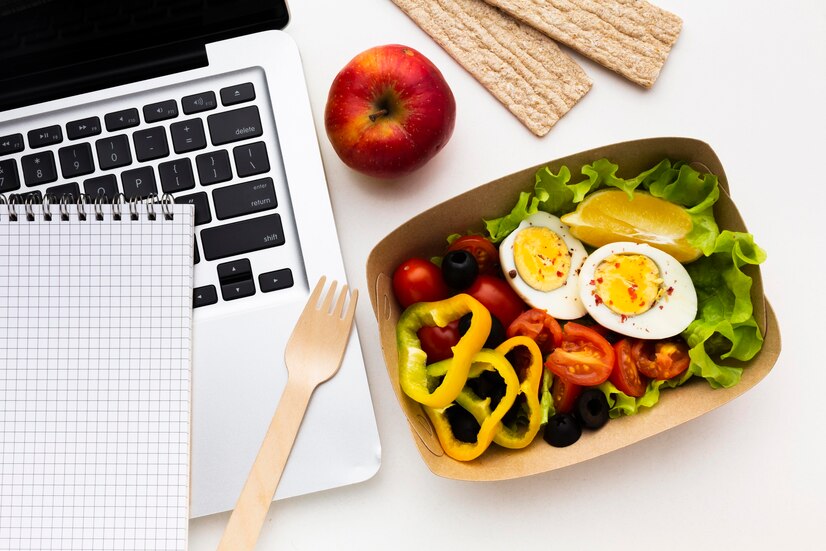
top-left (324, 45), bottom-right (456, 179)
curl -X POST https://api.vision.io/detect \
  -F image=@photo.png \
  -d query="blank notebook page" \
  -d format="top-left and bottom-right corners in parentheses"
top-left (0, 203), bottom-right (194, 551)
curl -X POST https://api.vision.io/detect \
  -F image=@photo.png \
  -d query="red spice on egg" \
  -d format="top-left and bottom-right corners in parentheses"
top-left (667, 286), bottom-right (674, 296)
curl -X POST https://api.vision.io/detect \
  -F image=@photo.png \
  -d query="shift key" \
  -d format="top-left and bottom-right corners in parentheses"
top-left (201, 213), bottom-right (284, 261)
top-left (208, 105), bottom-right (263, 145)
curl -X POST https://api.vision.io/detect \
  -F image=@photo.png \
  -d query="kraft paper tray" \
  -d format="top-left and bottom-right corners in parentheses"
top-left (366, 137), bottom-right (781, 481)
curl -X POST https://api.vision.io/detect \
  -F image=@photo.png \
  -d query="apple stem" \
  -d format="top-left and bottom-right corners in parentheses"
top-left (368, 109), bottom-right (389, 123)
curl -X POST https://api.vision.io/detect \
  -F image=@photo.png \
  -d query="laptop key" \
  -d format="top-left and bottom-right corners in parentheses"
top-left (196, 150), bottom-right (232, 185)
top-left (158, 158), bottom-right (195, 193)
top-left (66, 116), bottom-right (102, 140)
top-left (83, 175), bottom-right (119, 202)
top-left (0, 160), bottom-right (20, 192)
top-left (96, 135), bottom-right (132, 170)
top-left (212, 177), bottom-right (276, 220)
top-left (143, 99), bottom-right (178, 123)
top-left (28, 125), bottom-right (63, 149)
top-left (21, 151), bottom-right (57, 186)
top-left (194, 235), bottom-right (200, 264)
top-left (182, 91), bottom-right (217, 115)
top-left (170, 119), bottom-right (207, 154)
top-left (233, 141), bottom-right (270, 177)
top-left (259, 268), bottom-right (294, 293)
top-left (133, 127), bottom-right (169, 162)
top-left (45, 182), bottom-right (80, 203)
top-left (207, 106), bottom-right (263, 145)
top-left (121, 166), bottom-right (157, 199)
top-left (0, 134), bottom-right (24, 156)
top-left (193, 285), bottom-right (217, 308)
top-left (200, 213), bottom-right (285, 261)
top-left (105, 108), bottom-right (140, 131)
top-left (217, 258), bottom-right (252, 282)
top-left (220, 83), bottom-right (256, 106)
top-left (221, 279), bottom-right (256, 301)
top-left (58, 143), bottom-right (95, 178)
top-left (174, 192), bottom-right (211, 226)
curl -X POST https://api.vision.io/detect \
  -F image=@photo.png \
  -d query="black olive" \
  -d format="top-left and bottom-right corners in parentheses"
top-left (543, 413), bottom-right (582, 447)
top-left (445, 405), bottom-right (480, 443)
top-left (458, 313), bottom-right (506, 349)
top-left (574, 388), bottom-right (610, 430)
top-left (441, 250), bottom-right (479, 290)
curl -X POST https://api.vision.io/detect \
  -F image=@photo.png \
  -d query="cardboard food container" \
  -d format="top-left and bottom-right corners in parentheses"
top-left (366, 137), bottom-right (781, 481)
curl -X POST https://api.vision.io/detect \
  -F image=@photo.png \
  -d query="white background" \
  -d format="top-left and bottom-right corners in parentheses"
top-left (191, 1), bottom-right (826, 549)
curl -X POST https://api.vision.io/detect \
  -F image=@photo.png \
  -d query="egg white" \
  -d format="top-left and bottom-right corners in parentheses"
top-left (578, 242), bottom-right (697, 339)
top-left (499, 212), bottom-right (588, 320)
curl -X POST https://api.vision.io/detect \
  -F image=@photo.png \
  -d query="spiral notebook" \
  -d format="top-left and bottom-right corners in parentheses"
top-left (0, 198), bottom-right (194, 551)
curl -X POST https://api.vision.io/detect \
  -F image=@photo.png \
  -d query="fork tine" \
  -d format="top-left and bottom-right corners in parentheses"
top-left (320, 279), bottom-right (338, 313)
top-left (344, 289), bottom-right (358, 323)
top-left (303, 276), bottom-right (326, 314)
top-left (334, 284), bottom-right (349, 318)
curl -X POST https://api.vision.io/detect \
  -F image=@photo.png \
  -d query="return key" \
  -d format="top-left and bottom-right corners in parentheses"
top-left (212, 177), bottom-right (277, 220)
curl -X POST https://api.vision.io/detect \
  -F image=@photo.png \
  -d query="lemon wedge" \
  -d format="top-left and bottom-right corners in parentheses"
top-left (560, 189), bottom-right (702, 263)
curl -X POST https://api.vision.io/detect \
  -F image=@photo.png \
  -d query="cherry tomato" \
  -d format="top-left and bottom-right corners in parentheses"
top-left (611, 339), bottom-right (649, 397)
top-left (465, 275), bottom-right (525, 327)
top-left (545, 322), bottom-right (615, 386)
top-left (417, 320), bottom-right (460, 363)
top-left (447, 235), bottom-right (499, 275)
top-left (506, 309), bottom-right (563, 355)
top-left (551, 374), bottom-right (581, 414)
top-left (392, 257), bottom-right (449, 309)
top-left (632, 338), bottom-right (690, 380)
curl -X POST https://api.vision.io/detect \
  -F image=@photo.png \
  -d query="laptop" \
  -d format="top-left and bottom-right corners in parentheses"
top-left (0, 0), bottom-right (381, 518)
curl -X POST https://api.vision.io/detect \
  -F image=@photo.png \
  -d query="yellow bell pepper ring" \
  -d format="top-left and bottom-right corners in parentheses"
top-left (396, 294), bottom-right (491, 408)
top-left (423, 350), bottom-right (519, 461)
top-left (493, 336), bottom-right (544, 448)
top-left (453, 336), bottom-right (543, 449)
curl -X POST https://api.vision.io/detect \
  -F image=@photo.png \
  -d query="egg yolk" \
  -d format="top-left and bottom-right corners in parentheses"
top-left (513, 227), bottom-right (571, 292)
top-left (593, 254), bottom-right (664, 317)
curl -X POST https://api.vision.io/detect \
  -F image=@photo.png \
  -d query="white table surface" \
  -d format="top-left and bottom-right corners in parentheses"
top-left (190, 1), bottom-right (826, 548)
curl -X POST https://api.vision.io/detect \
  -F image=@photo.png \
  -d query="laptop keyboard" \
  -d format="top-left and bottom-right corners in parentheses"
top-left (0, 75), bottom-right (302, 309)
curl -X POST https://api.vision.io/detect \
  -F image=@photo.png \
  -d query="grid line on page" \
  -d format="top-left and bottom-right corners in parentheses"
top-left (0, 202), bottom-right (194, 551)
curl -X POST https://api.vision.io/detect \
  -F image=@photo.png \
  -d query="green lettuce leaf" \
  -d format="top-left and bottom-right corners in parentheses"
top-left (599, 371), bottom-right (692, 418)
top-left (485, 191), bottom-right (540, 243)
top-left (681, 231), bottom-right (767, 388)
top-left (483, 159), bottom-right (721, 243)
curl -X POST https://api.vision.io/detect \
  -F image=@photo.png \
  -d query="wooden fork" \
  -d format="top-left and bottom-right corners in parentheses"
top-left (216, 276), bottom-right (358, 551)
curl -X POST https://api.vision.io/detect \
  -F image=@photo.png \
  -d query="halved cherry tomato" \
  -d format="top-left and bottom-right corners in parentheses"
top-left (611, 339), bottom-right (649, 397)
top-left (632, 338), bottom-right (690, 380)
top-left (447, 235), bottom-right (499, 275)
top-left (417, 320), bottom-right (460, 363)
top-left (545, 322), bottom-right (615, 386)
top-left (551, 374), bottom-right (581, 414)
top-left (392, 257), bottom-right (449, 309)
top-left (506, 309), bottom-right (562, 355)
top-left (465, 275), bottom-right (525, 328)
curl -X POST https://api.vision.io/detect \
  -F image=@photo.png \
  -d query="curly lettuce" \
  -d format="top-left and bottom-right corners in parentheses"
top-left (483, 158), bottom-right (767, 416)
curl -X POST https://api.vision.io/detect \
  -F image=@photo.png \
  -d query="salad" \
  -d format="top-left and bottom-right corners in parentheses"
top-left (391, 158), bottom-right (767, 462)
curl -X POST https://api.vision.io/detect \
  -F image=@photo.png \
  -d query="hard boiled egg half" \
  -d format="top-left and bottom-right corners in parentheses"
top-left (578, 242), bottom-right (697, 339)
top-left (499, 212), bottom-right (588, 320)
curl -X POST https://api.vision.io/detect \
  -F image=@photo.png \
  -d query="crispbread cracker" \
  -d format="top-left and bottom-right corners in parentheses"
top-left (483, 0), bottom-right (682, 88)
top-left (392, 0), bottom-right (592, 136)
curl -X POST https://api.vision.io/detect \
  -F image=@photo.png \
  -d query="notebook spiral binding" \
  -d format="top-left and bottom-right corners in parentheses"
top-left (0, 192), bottom-right (176, 222)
